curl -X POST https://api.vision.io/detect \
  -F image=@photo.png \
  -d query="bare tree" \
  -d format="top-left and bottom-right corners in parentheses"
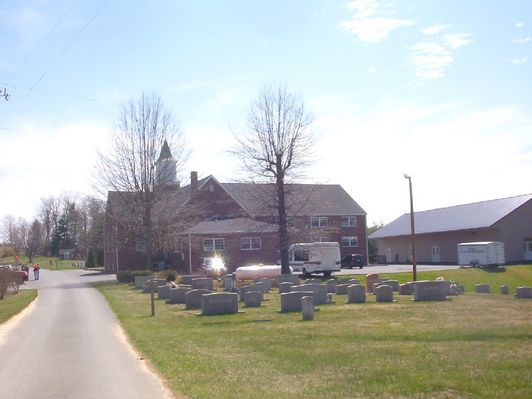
top-left (233, 84), bottom-right (315, 274)
top-left (26, 219), bottom-right (43, 262)
top-left (95, 92), bottom-right (187, 268)
top-left (39, 197), bottom-right (61, 256)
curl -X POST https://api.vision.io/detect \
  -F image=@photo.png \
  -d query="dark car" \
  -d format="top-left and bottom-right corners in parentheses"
top-left (341, 254), bottom-right (364, 269)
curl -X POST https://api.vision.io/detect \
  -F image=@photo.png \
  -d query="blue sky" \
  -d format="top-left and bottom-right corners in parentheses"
top-left (0, 0), bottom-right (531, 225)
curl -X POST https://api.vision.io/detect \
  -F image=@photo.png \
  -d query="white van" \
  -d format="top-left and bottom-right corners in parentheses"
top-left (288, 242), bottom-right (341, 277)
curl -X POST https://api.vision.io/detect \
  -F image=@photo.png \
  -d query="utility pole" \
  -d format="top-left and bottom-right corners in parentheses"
top-left (404, 174), bottom-right (417, 281)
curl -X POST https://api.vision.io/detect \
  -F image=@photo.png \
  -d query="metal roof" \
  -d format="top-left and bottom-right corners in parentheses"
top-left (369, 194), bottom-right (532, 239)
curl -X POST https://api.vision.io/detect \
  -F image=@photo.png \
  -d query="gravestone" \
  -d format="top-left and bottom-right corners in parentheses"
top-left (244, 291), bottom-right (262, 307)
top-left (399, 282), bottom-right (414, 295)
top-left (347, 284), bottom-right (366, 303)
top-left (327, 278), bottom-right (359, 293)
top-left (143, 278), bottom-right (167, 293)
top-left (222, 275), bottom-right (235, 291)
top-left (500, 285), bottom-right (509, 295)
top-left (279, 282), bottom-right (294, 294)
top-left (457, 285), bottom-right (465, 294)
top-left (475, 284), bottom-right (491, 294)
top-left (380, 280), bottom-right (400, 291)
top-left (239, 283), bottom-right (267, 301)
top-left (252, 278), bottom-right (272, 291)
top-left (275, 274), bottom-right (300, 287)
top-left (375, 285), bottom-right (394, 302)
top-left (166, 286), bottom-right (192, 304)
top-left (134, 275), bottom-right (153, 289)
top-left (515, 286), bottom-right (532, 299)
top-left (327, 293), bottom-right (335, 304)
top-left (413, 281), bottom-right (447, 301)
top-left (301, 296), bottom-right (314, 321)
top-left (280, 291), bottom-right (314, 312)
top-left (291, 284), bottom-right (328, 305)
top-left (185, 289), bottom-right (214, 309)
top-left (201, 293), bottom-right (238, 315)
top-left (157, 284), bottom-right (171, 300)
top-left (366, 273), bottom-right (380, 293)
top-left (191, 278), bottom-right (214, 290)
top-left (335, 284), bottom-right (350, 295)
top-left (179, 275), bottom-right (197, 285)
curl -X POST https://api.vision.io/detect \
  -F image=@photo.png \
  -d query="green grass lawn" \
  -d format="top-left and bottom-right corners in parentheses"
top-left (97, 266), bottom-right (532, 399)
top-left (1, 255), bottom-right (86, 271)
top-left (0, 289), bottom-right (37, 324)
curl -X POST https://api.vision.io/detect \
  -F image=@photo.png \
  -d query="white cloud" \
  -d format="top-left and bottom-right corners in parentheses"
top-left (512, 36), bottom-right (531, 43)
top-left (409, 29), bottom-right (472, 79)
top-left (511, 57), bottom-right (528, 64)
top-left (442, 33), bottom-right (473, 49)
top-left (422, 24), bottom-right (449, 36)
top-left (516, 22), bottom-right (525, 28)
top-left (340, 0), bottom-right (414, 43)
top-left (0, 122), bottom-right (109, 220)
top-left (410, 42), bottom-right (453, 79)
top-left (308, 96), bottom-right (532, 223)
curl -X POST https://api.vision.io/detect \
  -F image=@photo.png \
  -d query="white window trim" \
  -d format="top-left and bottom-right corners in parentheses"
top-left (342, 236), bottom-right (358, 248)
top-left (310, 216), bottom-right (329, 228)
top-left (241, 237), bottom-right (261, 250)
top-left (203, 238), bottom-right (225, 252)
top-left (341, 216), bottom-right (357, 228)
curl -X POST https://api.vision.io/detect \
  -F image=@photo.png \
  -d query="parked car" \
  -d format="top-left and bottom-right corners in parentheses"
top-left (199, 257), bottom-right (227, 277)
top-left (341, 254), bottom-right (364, 269)
top-left (0, 265), bottom-right (28, 283)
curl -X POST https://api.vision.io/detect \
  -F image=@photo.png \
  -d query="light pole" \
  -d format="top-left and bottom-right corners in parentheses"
top-left (404, 174), bottom-right (417, 281)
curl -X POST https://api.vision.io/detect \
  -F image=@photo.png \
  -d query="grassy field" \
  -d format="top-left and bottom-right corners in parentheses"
top-left (97, 266), bottom-right (532, 399)
top-left (0, 289), bottom-right (37, 324)
top-left (0, 255), bottom-right (88, 271)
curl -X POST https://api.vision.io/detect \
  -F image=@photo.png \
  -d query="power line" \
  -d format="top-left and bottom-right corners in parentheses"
top-left (7, 0), bottom-right (81, 83)
top-left (15, 0), bottom-right (111, 107)
top-left (0, 82), bottom-right (120, 105)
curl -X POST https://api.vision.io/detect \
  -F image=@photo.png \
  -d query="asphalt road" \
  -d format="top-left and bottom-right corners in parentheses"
top-left (0, 269), bottom-right (173, 399)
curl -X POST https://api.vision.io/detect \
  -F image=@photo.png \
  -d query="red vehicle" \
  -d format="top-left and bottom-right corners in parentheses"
top-left (0, 265), bottom-right (29, 283)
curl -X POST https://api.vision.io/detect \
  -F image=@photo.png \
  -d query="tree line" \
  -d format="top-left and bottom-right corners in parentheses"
top-left (1, 194), bottom-right (105, 265)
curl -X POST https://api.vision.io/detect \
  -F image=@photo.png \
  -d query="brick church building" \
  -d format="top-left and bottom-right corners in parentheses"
top-left (104, 143), bottom-right (367, 273)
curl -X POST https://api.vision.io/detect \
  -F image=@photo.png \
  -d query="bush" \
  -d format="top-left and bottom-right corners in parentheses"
top-left (86, 250), bottom-right (95, 268)
top-left (0, 269), bottom-right (18, 299)
top-left (1, 247), bottom-right (16, 258)
top-left (116, 269), bottom-right (153, 284)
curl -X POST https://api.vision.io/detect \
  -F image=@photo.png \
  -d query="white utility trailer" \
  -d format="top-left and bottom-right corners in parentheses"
top-left (457, 241), bottom-right (505, 267)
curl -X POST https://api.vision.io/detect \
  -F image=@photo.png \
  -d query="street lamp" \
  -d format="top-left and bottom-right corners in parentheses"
top-left (404, 174), bottom-right (417, 281)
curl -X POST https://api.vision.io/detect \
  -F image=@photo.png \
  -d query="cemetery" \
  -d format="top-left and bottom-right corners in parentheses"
top-left (98, 266), bottom-right (532, 399)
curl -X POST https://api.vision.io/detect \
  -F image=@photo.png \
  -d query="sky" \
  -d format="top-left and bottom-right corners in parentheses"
top-left (0, 0), bottom-right (531, 226)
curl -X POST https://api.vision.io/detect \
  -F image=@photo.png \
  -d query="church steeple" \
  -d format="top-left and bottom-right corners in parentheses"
top-left (155, 139), bottom-right (177, 187)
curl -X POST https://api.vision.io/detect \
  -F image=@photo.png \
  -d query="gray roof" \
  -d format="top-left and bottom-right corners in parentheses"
top-left (157, 139), bottom-right (173, 162)
top-left (369, 194), bottom-right (532, 239)
top-left (220, 183), bottom-right (366, 217)
top-left (182, 217), bottom-right (278, 235)
top-left (107, 176), bottom-right (366, 223)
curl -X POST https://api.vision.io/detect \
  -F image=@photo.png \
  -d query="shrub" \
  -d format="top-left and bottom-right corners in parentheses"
top-left (116, 269), bottom-right (153, 284)
top-left (86, 250), bottom-right (96, 268)
top-left (1, 246), bottom-right (16, 258)
top-left (0, 268), bottom-right (18, 299)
